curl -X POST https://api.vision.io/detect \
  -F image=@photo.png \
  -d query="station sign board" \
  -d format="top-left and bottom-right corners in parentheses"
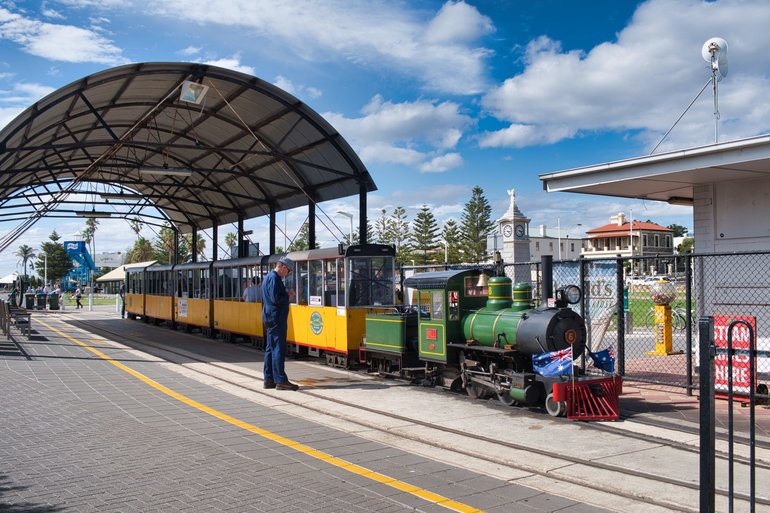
top-left (713, 314), bottom-right (757, 396)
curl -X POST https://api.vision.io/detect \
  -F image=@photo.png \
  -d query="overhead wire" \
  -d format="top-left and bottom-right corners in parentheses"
top-left (204, 79), bottom-right (348, 244)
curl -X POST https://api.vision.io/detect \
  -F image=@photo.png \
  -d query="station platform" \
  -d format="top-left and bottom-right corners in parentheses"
top-left (2, 305), bottom-right (768, 513)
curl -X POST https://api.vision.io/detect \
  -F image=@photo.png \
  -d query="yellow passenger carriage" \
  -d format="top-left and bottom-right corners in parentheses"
top-left (174, 261), bottom-right (212, 334)
top-left (212, 256), bottom-right (264, 345)
top-left (124, 244), bottom-right (396, 368)
top-left (251, 244), bottom-right (395, 367)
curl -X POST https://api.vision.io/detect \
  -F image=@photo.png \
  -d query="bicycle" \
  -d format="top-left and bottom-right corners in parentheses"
top-left (643, 306), bottom-right (688, 331)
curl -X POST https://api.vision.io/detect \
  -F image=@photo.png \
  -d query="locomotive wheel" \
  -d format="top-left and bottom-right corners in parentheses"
top-left (545, 392), bottom-right (567, 417)
top-left (496, 389), bottom-right (517, 406)
top-left (466, 382), bottom-right (489, 400)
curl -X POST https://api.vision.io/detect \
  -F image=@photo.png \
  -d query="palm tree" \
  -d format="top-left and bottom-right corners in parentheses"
top-left (129, 217), bottom-right (143, 237)
top-left (15, 244), bottom-right (36, 278)
top-left (224, 232), bottom-right (237, 258)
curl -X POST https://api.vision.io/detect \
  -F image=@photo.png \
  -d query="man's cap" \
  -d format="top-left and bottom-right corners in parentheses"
top-left (278, 256), bottom-right (294, 272)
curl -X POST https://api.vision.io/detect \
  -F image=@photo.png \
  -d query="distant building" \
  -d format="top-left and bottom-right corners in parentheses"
top-left (584, 213), bottom-right (673, 274)
top-left (529, 224), bottom-right (585, 261)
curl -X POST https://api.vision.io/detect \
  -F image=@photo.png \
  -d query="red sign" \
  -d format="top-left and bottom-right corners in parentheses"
top-left (426, 328), bottom-right (437, 341)
top-left (713, 315), bottom-right (757, 396)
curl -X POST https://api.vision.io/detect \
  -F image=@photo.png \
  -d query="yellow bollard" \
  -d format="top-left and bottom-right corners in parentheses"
top-left (647, 303), bottom-right (683, 356)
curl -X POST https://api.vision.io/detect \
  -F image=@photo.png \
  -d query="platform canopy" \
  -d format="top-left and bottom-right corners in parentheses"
top-left (0, 62), bottom-right (375, 234)
top-left (538, 134), bottom-right (770, 206)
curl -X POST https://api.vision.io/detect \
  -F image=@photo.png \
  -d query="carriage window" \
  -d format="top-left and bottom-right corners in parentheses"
top-left (216, 267), bottom-right (240, 299)
top-left (464, 276), bottom-right (488, 297)
top-left (337, 259), bottom-right (345, 307)
top-left (177, 270), bottom-right (189, 298)
top-left (193, 269), bottom-right (209, 299)
top-left (448, 290), bottom-right (459, 320)
top-left (347, 255), bottom-right (395, 307)
top-left (323, 259), bottom-right (338, 306)
top-left (431, 291), bottom-right (444, 320)
top-left (308, 260), bottom-right (323, 306)
top-left (284, 264), bottom-right (297, 304)
top-left (295, 261), bottom-right (308, 305)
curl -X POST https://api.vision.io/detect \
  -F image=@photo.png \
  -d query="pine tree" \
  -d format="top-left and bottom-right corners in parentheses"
top-left (442, 219), bottom-right (462, 264)
top-left (288, 222), bottom-right (319, 251)
top-left (375, 208), bottom-right (392, 245)
top-left (153, 224), bottom-right (181, 264)
top-left (37, 231), bottom-right (73, 284)
top-left (386, 207), bottom-right (412, 266)
top-left (460, 186), bottom-right (494, 263)
top-left (410, 205), bottom-right (440, 265)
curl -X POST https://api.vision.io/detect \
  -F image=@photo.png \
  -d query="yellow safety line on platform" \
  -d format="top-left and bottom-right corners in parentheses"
top-left (37, 319), bottom-right (484, 513)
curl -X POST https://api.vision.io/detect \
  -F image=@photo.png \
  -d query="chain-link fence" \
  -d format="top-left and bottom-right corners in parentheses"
top-left (401, 250), bottom-right (770, 394)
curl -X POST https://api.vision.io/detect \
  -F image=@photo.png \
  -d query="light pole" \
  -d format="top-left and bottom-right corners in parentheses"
top-left (441, 240), bottom-right (448, 264)
top-left (564, 223), bottom-right (582, 258)
top-left (337, 211), bottom-right (354, 244)
top-left (44, 253), bottom-right (47, 288)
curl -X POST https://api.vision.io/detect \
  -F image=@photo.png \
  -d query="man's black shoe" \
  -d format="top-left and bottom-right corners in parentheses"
top-left (275, 381), bottom-right (299, 391)
top-left (263, 379), bottom-right (276, 389)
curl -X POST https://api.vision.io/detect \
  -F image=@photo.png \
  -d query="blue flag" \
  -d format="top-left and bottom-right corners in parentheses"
top-left (532, 348), bottom-right (573, 377)
top-left (589, 346), bottom-right (615, 373)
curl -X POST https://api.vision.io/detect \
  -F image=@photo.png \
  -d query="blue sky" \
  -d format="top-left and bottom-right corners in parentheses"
top-left (1, 0), bottom-right (770, 277)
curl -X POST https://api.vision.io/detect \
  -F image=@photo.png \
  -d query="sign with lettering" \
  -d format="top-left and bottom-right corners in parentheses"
top-left (713, 315), bottom-right (756, 396)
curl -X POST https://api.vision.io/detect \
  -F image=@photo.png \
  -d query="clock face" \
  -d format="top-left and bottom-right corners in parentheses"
top-left (503, 224), bottom-right (513, 238)
top-left (515, 224), bottom-right (525, 238)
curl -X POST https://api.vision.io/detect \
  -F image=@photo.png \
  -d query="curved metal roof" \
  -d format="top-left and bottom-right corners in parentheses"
top-left (0, 62), bottom-right (375, 234)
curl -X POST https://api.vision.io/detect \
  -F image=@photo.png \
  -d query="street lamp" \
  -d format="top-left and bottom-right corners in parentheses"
top-left (337, 211), bottom-right (354, 244)
top-left (440, 240), bottom-right (448, 264)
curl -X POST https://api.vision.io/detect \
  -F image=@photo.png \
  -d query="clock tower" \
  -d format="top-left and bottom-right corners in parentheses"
top-left (497, 189), bottom-right (531, 283)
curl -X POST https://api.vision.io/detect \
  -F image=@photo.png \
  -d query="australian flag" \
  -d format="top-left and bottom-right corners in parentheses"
top-left (589, 346), bottom-right (616, 373)
top-left (532, 348), bottom-right (573, 377)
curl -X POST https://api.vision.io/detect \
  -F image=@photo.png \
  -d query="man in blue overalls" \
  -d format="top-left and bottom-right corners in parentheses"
top-left (261, 257), bottom-right (298, 390)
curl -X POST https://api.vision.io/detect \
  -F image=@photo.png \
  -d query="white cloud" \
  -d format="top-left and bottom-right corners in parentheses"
top-left (180, 46), bottom-right (201, 56)
top-left (423, 0), bottom-right (494, 44)
top-left (273, 75), bottom-right (322, 100)
top-left (324, 95), bottom-right (471, 168)
top-left (480, 0), bottom-right (770, 151)
top-left (419, 152), bottom-right (463, 173)
top-left (202, 55), bottom-right (255, 75)
top-left (0, 107), bottom-right (24, 130)
top-left (138, 0), bottom-right (494, 95)
top-left (0, 7), bottom-right (125, 63)
top-left (0, 82), bottom-right (56, 130)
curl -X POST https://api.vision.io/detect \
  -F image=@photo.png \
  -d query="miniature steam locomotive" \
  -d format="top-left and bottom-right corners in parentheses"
top-left (360, 268), bottom-right (588, 417)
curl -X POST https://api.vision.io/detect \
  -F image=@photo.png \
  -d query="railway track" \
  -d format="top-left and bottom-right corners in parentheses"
top-left (66, 317), bottom-right (769, 513)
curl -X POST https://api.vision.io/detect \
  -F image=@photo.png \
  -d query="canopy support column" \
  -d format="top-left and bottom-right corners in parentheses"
top-left (308, 201), bottom-right (316, 249)
top-left (269, 205), bottom-right (276, 254)
top-left (358, 182), bottom-right (367, 244)
top-left (238, 216), bottom-right (246, 258)
top-left (211, 221), bottom-right (218, 262)
top-left (173, 228), bottom-right (179, 265)
top-left (191, 227), bottom-right (198, 262)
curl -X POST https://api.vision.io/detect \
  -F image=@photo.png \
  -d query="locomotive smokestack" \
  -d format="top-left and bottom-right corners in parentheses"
top-left (541, 255), bottom-right (553, 306)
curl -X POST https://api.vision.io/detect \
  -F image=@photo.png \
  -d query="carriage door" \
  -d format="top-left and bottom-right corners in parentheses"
top-left (306, 259), bottom-right (328, 349)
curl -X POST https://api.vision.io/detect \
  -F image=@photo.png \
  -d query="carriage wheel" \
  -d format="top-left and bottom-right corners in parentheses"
top-left (545, 392), bottom-right (566, 417)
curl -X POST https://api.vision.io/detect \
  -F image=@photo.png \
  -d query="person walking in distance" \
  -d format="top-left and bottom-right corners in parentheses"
top-left (75, 285), bottom-right (83, 309)
top-left (261, 257), bottom-right (298, 391)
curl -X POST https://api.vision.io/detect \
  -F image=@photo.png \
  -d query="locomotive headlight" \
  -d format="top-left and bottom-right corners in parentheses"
top-left (555, 285), bottom-right (582, 307)
top-left (563, 285), bottom-right (582, 305)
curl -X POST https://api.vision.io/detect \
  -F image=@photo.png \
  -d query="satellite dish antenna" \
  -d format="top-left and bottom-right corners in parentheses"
top-left (650, 38), bottom-right (730, 154)
top-left (702, 37), bottom-right (728, 79)
top-left (702, 37), bottom-right (728, 143)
